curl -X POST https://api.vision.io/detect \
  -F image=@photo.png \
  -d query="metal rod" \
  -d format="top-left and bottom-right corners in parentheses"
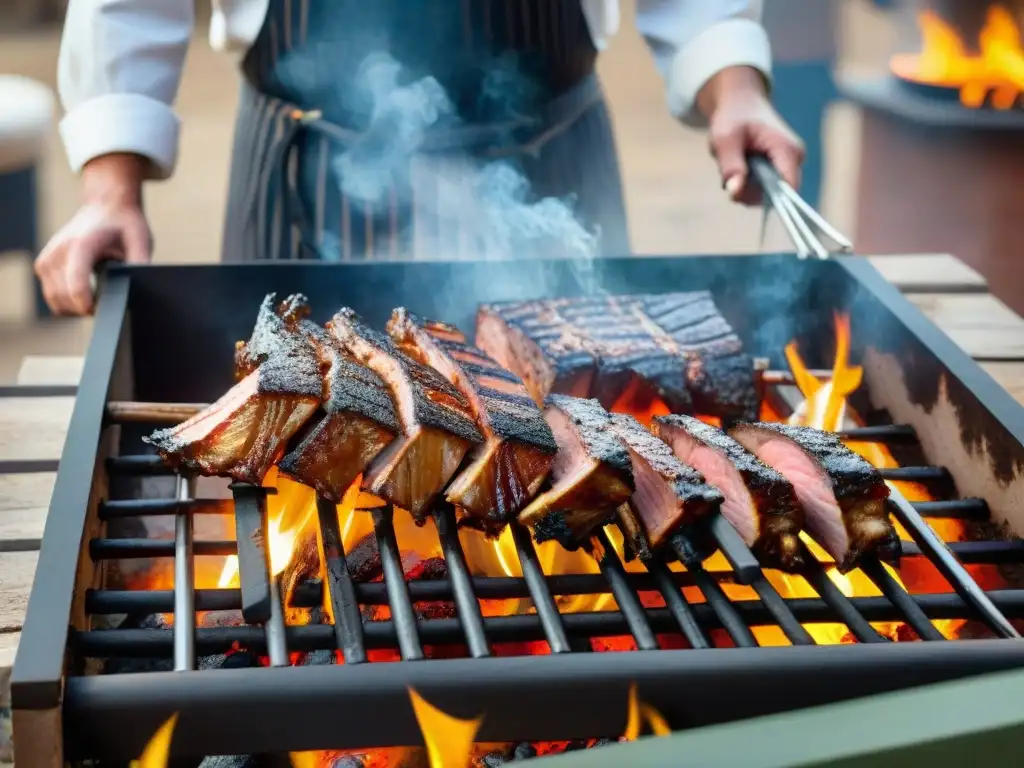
top-left (105, 401), bottom-right (206, 424)
top-left (877, 467), bottom-right (949, 482)
top-left (371, 505), bottom-right (425, 661)
top-left (106, 455), bottom-right (174, 476)
top-left (798, 544), bottom-right (887, 644)
top-left (433, 503), bottom-right (491, 658)
top-left (670, 537), bottom-right (758, 648)
top-left (777, 193), bottom-right (831, 260)
top-left (859, 558), bottom-right (946, 641)
top-left (510, 522), bottom-right (572, 654)
top-left (759, 369), bottom-right (833, 385)
top-left (834, 425), bottom-right (918, 442)
top-left (229, 483), bottom-right (273, 624)
top-left (910, 499), bottom-right (989, 521)
top-left (99, 498), bottom-right (231, 519)
top-left (643, 557), bottom-right (712, 649)
top-left (777, 178), bottom-right (854, 251)
top-left (886, 490), bottom-right (1020, 639)
top-left (592, 530), bottom-right (659, 651)
top-left (315, 495), bottom-right (367, 664)
top-left (266, 575), bottom-right (290, 667)
top-left (78, 590), bottom-right (1024, 658)
top-left (173, 476), bottom-right (196, 671)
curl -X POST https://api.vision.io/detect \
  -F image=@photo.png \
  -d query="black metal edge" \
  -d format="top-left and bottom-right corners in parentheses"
top-left (839, 256), bottom-right (1024, 458)
top-left (62, 639), bottom-right (1024, 760)
top-left (0, 460), bottom-right (60, 474)
top-left (0, 385), bottom-right (78, 398)
top-left (10, 272), bottom-right (131, 711)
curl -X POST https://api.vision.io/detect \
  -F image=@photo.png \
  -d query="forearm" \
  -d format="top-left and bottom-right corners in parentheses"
top-left (635, 0), bottom-right (772, 126)
top-left (58, 0), bottom-right (195, 180)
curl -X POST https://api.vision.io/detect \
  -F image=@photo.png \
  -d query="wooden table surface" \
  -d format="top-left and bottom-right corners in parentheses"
top-left (2, 254), bottom-right (1024, 763)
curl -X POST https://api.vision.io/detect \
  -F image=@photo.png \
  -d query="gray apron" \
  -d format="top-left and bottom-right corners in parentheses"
top-left (221, 0), bottom-right (630, 262)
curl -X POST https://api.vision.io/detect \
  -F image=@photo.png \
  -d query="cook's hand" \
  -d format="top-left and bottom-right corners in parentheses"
top-left (35, 153), bottom-right (152, 316)
top-left (699, 67), bottom-right (805, 206)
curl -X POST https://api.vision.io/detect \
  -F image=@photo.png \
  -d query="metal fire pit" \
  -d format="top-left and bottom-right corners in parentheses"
top-left (11, 254), bottom-right (1024, 763)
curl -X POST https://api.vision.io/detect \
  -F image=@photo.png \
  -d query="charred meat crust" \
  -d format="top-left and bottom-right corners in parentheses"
top-left (548, 395), bottom-right (632, 475)
top-left (234, 293), bottom-right (320, 383)
top-left (327, 307), bottom-right (483, 444)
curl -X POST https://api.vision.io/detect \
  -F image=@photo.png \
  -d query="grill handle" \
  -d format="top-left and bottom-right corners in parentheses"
top-left (748, 153), bottom-right (853, 260)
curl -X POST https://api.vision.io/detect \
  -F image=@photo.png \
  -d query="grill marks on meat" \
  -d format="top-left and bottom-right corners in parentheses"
top-left (278, 325), bottom-right (400, 503)
top-left (387, 309), bottom-right (556, 532)
top-left (475, 293), bottom-right (757, 421)
top-left (518, 396), bottom-right (634, 547)
top-left (145, 294), bottom-right (322, 485)
top-left (328, 307), bottom-right (483, 521)
top-left (653, 415), bottom-right (804, 571)
top-left (730, 423), bottom-right (900, 573)
top-left (608, 414), bottom-right (722, 553)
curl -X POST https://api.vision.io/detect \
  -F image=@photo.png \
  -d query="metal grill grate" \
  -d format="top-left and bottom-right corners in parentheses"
top-left (75, 375), bottom-right (1024, 672)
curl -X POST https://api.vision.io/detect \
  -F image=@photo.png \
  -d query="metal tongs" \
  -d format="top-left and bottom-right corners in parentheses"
top-left (748, 154), bottom-right (854, 260)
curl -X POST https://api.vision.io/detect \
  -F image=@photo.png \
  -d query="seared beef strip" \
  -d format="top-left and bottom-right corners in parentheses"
top-left (730, 423), bottom-right (900, 573)
top-left (278, 326), bottom-right (401, 503)
top-left (608, 414), bottom-right (722, 553)
top-left (387, 308), bottom-right (557, 532)
top-left (328, 307), bottom-right (483, 521)
top-left (518, 395), bottom-right (634, 548)
top-left (653, 415), bottom-right (804, 571)
top-left (145, 294), bottom-right (322, 485)
top-left (475, 292), bottom-right (757, 421)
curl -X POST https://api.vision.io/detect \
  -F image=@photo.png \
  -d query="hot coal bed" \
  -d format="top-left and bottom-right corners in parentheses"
top-left (841, 0), bottom-right (1024, 314)
top-left (12, 254), bottom-right (1024, 767)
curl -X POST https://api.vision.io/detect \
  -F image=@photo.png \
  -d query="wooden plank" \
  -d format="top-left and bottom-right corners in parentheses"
top-left (0, 474), bottom-right (54, 548)
top-left (0, 398), bottom-right (74, 463)
top-left (867, 254), bottom-right (987, 292)
top-left (16, 357), bottom-right (83, 387)
top-left (981, 362), bottom-right (1024, 406)
top-left (907, 293), bottom-right (1024, 361)
top-left (0, 553), bottom-right (36, 634)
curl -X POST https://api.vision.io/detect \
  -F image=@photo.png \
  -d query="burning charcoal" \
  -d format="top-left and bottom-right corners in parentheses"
top-left (103, 614), bottom-right (174, 675)
top-left (347, 533), bottom-right (383, 582)
top-left (199, 649), bottom-right (258, 671)
top-left (328, 307), bottom-right (483, 521)
top-left (198, 756), bottom-right (262, 768)
top-left (404, 556), bottom-right (456, 620)
top-left (298, 649), bottom-right (336, 666)
top-left (329, 758), bottom-right (366, 768)
top-left (479, 743), bottom-right (538, 766)
top-left (387, 308), bottom-right (557, 530)
top-left (145, 294), bottom-right (323, 485)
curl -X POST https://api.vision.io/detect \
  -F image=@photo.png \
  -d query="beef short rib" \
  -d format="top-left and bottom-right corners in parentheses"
top-left (654, 414), bottom-right (804, 571)
top-left (146, 294), bottom-right (322, 485)
top-left (328, 307), bottom-right (482, 521)
top-left (518, 395), bottom-right (634, 548)
top-left (475, 292), bottom-right (757, 421)
top-left (730, 423), bottom-right (901, 573)
top-left (387, 308), bottom-right (556, 532)
top-left (608, 414), bottom-right (722, 553)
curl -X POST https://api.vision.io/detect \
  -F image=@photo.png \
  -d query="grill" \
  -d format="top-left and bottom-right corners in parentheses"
top-left (12, 254), bottom-right (1024, 764)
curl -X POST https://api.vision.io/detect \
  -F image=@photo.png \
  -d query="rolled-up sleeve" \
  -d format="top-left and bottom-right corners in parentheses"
top-left (58, 0), bottom-right (194, 179)
top-left (634, 0), bottom-right (772, 126)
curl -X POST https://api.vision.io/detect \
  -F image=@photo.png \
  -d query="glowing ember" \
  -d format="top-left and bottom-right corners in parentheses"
top-left (891, 6), bottom-right (1024, 109)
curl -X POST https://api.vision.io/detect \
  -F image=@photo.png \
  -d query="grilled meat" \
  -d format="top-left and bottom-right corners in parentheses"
top-left (328, 307), bottom-right (483, 521)
top-left (730, 423), bottom-right (900, 573)
top-left (145, 294), bottom-right (322, 484)
top-left (387, 308), bottom-right (557, 532)
top-left (278, 329), bottom-right (401, 503)
top-left (518, 395), bottom-right (634, 548)
top-left (653, 415), bottom-right (804, 570)
top-left (474, 293), bottom-right (757, 421)
top-left (608, 414), bottom-right (722, 553)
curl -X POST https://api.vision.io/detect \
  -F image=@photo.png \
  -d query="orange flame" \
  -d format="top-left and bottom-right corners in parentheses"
top-left (130, 715), bottom-right (178, 768)
top-left (891, 6), bottom-right (1024, 109)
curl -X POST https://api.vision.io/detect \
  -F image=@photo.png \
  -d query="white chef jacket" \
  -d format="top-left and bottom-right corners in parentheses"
top-left (57, 0), bottom-right (772, 180)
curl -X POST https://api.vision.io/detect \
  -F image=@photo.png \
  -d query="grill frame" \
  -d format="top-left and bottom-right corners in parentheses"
top-left (11, 254), bottom-right (1024, 762)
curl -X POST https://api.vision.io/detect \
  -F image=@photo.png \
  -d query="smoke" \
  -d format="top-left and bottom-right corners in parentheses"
top-left (275, 48), bottom-right (601, 294)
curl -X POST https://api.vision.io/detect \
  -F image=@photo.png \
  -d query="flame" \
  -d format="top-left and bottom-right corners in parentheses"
top-left (891, 6), bottom-right (1024, 109)
top-left (409, 688), bottom-right (484, 768)
top-left (131, 714), bottom-right (178, 768)
top-left (622, 684), bottom-right (672, 741)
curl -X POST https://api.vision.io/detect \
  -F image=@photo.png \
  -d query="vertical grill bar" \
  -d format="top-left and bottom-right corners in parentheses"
top-left (315, 496), bottom-right (367, 664)
top-left (592, 530), bottom-right (659, 651)
top-left (709, 516), bottom-right (815, 646)
top-left (509, 523), bottom-right (572, 654)
top-left (229, 483), bottom-right (273, 624)
top-left (172, 475), bottom-right (196, 671)
top-left (798, 544), bottom-right (887, 643)
top-left (433, 504), bottom-right (490, 658)
top-left (859, 558), bottom-right (945, 641)
top-left (886, 492), bottom-right (1020, 639)
top-left (643, 557), bottom-right (712, 649)
top-left (371, 505), bottom-right (425, 661)
top-left (670, 536), bottom-right (758, 648)
top-left (266, 576), bottom-right (290, 666)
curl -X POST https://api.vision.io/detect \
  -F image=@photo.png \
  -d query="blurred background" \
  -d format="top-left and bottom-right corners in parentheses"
top-left (0, 0), bottom-right (900, 378)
